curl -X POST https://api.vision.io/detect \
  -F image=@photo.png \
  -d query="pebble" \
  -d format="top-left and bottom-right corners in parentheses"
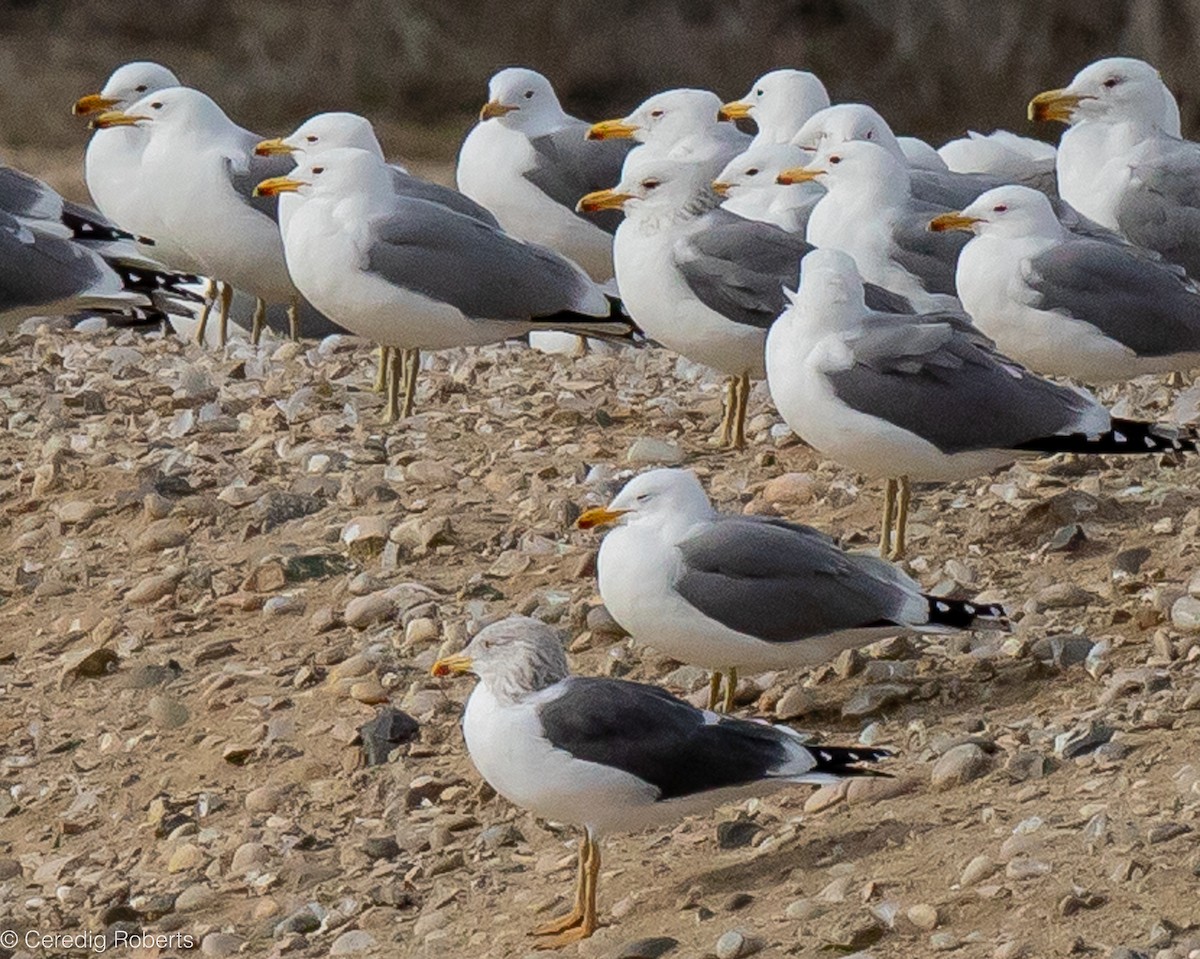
top-left (1005, 858), bottom-right (1052, 880)
top-left (715, 929), bottom-right (760, 959)
top-left (175, 884), bottom-right (217, 912)
top-left (1172, 596), bottom-right (1200, 633)
top-left (405, 617), bottom-right (439, 645)
top-left (147, 694), bottom-right (190, 729)
top-left (329, 929), bottom-right (377, 955)
top-left (616, 938), bottom-right (679, 959)
top-left (200, 932), bottom-right (243, 958)
top-left (931, 932), bottom-right (960, 951)
top-left (1034, 583), bottom-right (1095, 609)
top-left (245, 785), bottom-right (287, 814)
top-left (167, 842), bottom-right (205, 873)
top-left (134, 518), bottom-right (189, 552)
top-left (907, 903), bottom-right (939, 930)
top-left (960, 855), bottom-right (998, 887)
top-left (626, 437), bottom-right (685, 465)
top-left (931, 744), bottom-right (990, 790)
top-left (761, 472), bottom-right (816, 505)
top-left (785, 899), bottom-right (824, 921)
top-left (230, 841), bottom-right (269, 875)
top-left (774, 685), bottom-right (816, 720)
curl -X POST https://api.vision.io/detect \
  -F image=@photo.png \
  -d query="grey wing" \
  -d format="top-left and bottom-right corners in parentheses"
top-left (389, 169), bottom-right (500, 227)
top-left (0, 166), bottom-right (65, 226)
top-left (1115, 136), bottom-right (1200, 277)
top-left (1026, 238), bottom-right (1200, 357)
top-left (826, 314), bottom-right (1096, 453)
top-left (524, 122), bottom-right (634, 234)
top-left (672, 516), bottom-right (920, 642)
top-left (365, 198), bottom-right (604, 320)
top-left (225, 150), bottom-right (294, 221)
top-left (0, 210), bottom-right (119, 318)
top-left (889, 204), bottom-right (970, 296)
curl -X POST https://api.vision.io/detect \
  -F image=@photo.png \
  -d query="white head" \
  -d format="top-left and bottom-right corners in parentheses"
top-left (778, 138), bottom-right (911, 201)
top-left (619, 89), bottom-right (725, 147)
top-left (254, 146), bottom-right (393, 204)
top-left (792, 103), bottom-right (904, 161)
top-left (713, 142), bottom-right (806, 197)
top-left (92, 86), bottom-right (235, 140)
top-left (74, 61), bottom-right (180, 116)
top-left (270, 112), bottom-right (385, 161)
top-left (480, 67), bottom-right (565, 133)
top-left (577, 468), bottom-right (717, 534)
top-left (931, 185), bottom-right (1063, 240)
top-left (1030, 57), bottom-right (1179, 131)
top-left (722, 70), bottom-right (831, 142)
top-left (432, 616), bottom-right (569, 703)
top-left (579, 150), bottom-right (717, 222)
top-left (785, 248), bottom-right (869, 331)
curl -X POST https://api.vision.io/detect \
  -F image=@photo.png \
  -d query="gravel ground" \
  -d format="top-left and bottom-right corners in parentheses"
top-left (0, 322), bottom-right (1199, 959)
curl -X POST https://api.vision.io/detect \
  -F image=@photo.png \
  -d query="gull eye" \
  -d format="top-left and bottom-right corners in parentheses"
top-left (150, 102), bottom-right (163, 110)
top-left (829, 155), bottom-right (842, 164)
top-left (523, 90), bottom-right (534, 99)
top-left (134, 85), bottom-right (147, 93)
top-left (312, 166), bottom-right (325, 175)
top-left (650, 109), bottom-right (664, 118)
top-left (746, 168), bottom-right (759, 176)
top-left (636, 493), bottom-right (651, 503)
top-left (306, 135), bottom-right (318, 143)
top-left (642, 179), bottom-right (661, 190)
top-left (1103, 76), bottom-right (1121, 89)
top-left (992, 204), bottom-right (1007, 213)
top-left (755, 89), bottom-right (764, 97)
top-left (866, 130), bottom-right (874, 140)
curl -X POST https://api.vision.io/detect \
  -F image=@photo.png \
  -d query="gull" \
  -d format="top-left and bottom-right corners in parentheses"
top-left (457, 67), bottom-right (632, 284)
top-left (577, 151), bottom-right (911, 448)
top-left (257, 112), bottom-right (499, 385)
top-left (577, 469), bottom-right (1006, 710)
top-left (938, 130), bottom-right (1058, 193)
top-left (588, 88), bottom-right (750, 175)
top-left (766, 248), bottom-right (1196, 557)
top-left (779, 139), bottom-right (969, 310)
top-left (931, 185), bottom-right (1200, 382)
top-left (718, 69), bottom-right (831, 147)
top-left (1028, 57), bottom-right (1200, 276)
top-left (256, 148), bottom-right (635, 422)
top-left (432, 615), bottom-right (889, 946)
top-left (712, 142), bottom-right (819, 231)
top-left (91, 87), bottom-right (314, 346)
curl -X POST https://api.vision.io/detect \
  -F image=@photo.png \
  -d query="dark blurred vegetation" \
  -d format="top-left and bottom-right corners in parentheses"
top-left (2, 0), bottom-right (1200, 190)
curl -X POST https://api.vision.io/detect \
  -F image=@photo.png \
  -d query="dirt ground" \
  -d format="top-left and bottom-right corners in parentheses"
top-left (0, 324), bottom-right (1198, 959)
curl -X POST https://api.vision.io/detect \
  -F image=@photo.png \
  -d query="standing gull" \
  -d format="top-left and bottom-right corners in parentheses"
top-left (718, 69), bottom-right (831, 147)
top-left (931, 185), bottom-right (1200, 382)
top-left (766, 248), bottom-right (1196, 557)
top-left (578, 152), bottom-right (910, 448)
top-left (779, 139), bottom-right (969, 310)
top-left (1028, 57), bottom-right (1200, 276)
top-left (457, 67), bottom-right (631, 284)
top-left (577, 469), bottom-right (1005, 711)
top-left (256, 148), bottom-right (635, 422)
top-left (432, 616), bottom-right (889, 946)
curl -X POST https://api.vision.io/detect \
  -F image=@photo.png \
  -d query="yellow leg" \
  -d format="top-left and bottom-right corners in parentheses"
top-left (1166, 370), bottom-right (1186, 388)
top-left (382, 347), bottom-right (402, 424)
top-left (717, 376), bottom-right (736, 447)
top-left (707, 672), bottom-right (722, 711)
top-left (287, 297), bottom-right (300, 341)
top-left (194, 278), bottom-right (217, 345)
top-left (879, 478), bottom-right (897, 558)
top-left (250, 297), bottom-right (267, 346)
top-left (372, 347), bottom-right (391, 393)
top-left (730, 373), bottom-right (750, 449)
top-left (401, 348), bottom-right (420, 418)
top-left (722, 666), bottom-right (739, 713)
top-left (531, 835), bottom-right (589, 936)
top-left (891, 475), bottom-right (911, 560)
top-left (532, 833), bottom-right (600, 948)
top-left (216, 282), bottom-right (233, 348)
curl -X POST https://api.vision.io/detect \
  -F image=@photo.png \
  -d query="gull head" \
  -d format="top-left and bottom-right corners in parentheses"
top-left (74, 61), bottom-right (179, 117)
top-left (257, 112), bottom-right (385, 160)
top-left (577, 468), bottom-right (715, 532)
top-left (791, 103), bottom-right (904, 161)
top-left (254, 146), bottom-right (391, 200)
top-left (787, 247), bottom-right (868, 322)
top-left (721, 70), bottom-right (830, 141)
top-left (578, 151), bottom-right (715, 218)
top-left (90, 86), bottom-right (229, 135)
top-left (1029, 57), bottom-right (1172, 126)
top-left (432, 616), bottom-right (569, 700)
top-left (713, 142), bottom-right (805, 197)
top-left (930, 185), bottom-right (1062, 240)
top-left (479, 67), bottom-right (563, 128)
top-left (777, 138), bottom-right (910, 198)
top-left (591, 89), bottom-right (723, 146)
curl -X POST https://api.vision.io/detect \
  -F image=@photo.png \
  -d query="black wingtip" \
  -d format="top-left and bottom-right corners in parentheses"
top-left (1015, 419), bottom-right (1198, 455)
top-left (809, 745), bottom-right (893, 777)
top-left (925, 595), bottom-right (1009, 631)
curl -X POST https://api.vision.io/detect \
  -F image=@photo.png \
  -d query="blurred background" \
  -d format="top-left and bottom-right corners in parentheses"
top-left (3, 0), bottom-right (1199, 199)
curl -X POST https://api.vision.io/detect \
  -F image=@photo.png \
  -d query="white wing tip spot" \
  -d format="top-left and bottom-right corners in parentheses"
top-left (936, 601), bottom-right (951, 612)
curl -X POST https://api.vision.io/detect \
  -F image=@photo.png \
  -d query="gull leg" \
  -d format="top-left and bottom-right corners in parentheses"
top-left (382, 347), bottom-right (402, 425)
top-left (250, 297), bottom-right (267, 346)
top-left (531, 834), bottom-right (589, 936)
top-left (731, 372), bottom-right (750, 449)
top-left (401, 348), bottom-right (420, 418)
top-left (891, 475), bottom-right (911, 561)
top-left (1166, 370), bottom-right (1186, 388)
top-left (533, 833), bottom-right (600, 948)
top-left (288, 297), bottom-right (300, 341)
top-left (722, 666), bottom-right (739, 713)
top-left (707, 672), bottom-right (722, 711)
top-left (216, 282), bottom-right (233, 348)
top-left (194, 279), bottom-right (217, 345)
top-left (717, 376), bottom-right (736, 447)
top-left (372, 347), bottom-right (391, 393)
top-left (879, 478), bottom-right (897, 558)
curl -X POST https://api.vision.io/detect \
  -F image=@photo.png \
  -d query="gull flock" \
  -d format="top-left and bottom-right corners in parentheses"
top-left (1, 52), bottom-right (1198, 947)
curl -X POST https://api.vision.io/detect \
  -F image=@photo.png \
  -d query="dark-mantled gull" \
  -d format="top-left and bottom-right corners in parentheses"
top-left (931, 185), bottom-right (1200, 382)
top-left (718, 69), bottom-right (831, 147)
top-left (456, 67), bottom-right (632, 284)
top-left (577, 151), bottom-right (910, 448)
top-left (432, 615), bottom-right (889, 947)
top-left (779, 139), bottom-right (969, 310)
top-left (713, 142), bottom-right (819, 232)
top-left (577, 469), bottom-right (1006, 710)
top-left (1028, 57), bottom-right (1200, 276)
top-left (256, 148), bottom-right (635, 422)
top-left (766, 248), bottom-right (1197, 557)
